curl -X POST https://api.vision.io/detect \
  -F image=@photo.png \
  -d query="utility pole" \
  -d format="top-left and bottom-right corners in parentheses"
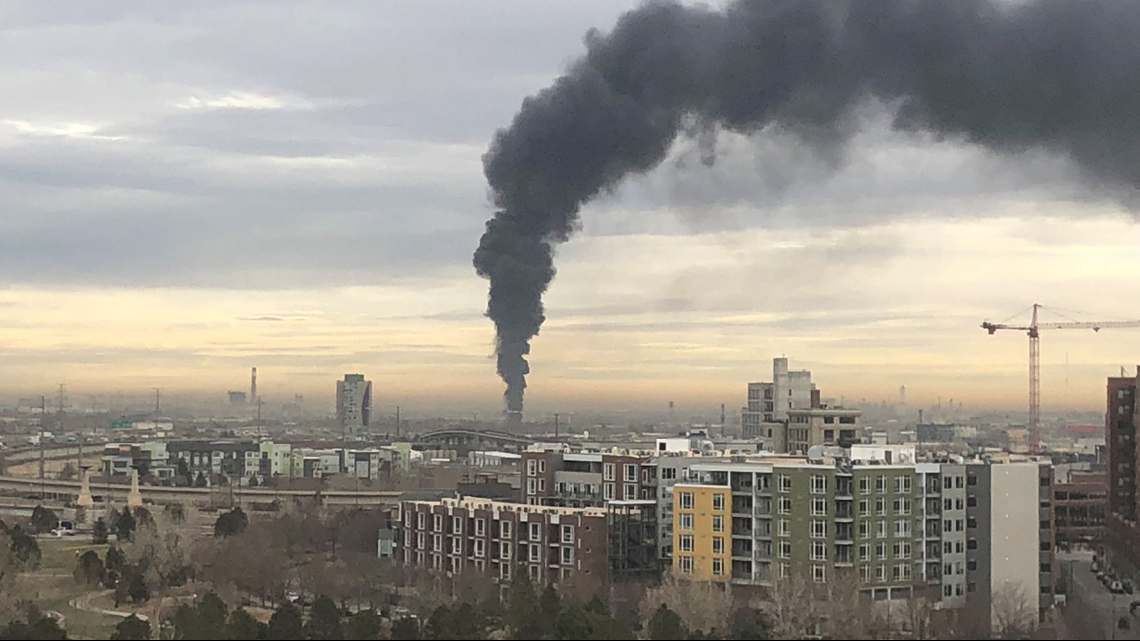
top-left (257, 397), bottom-right (263, 442)
top-left (39, 395), bottom-right (45, 499)
top-left (554, 413), bottom-right (559, 439)
top-left (395, 406), bottom-right (400, 440)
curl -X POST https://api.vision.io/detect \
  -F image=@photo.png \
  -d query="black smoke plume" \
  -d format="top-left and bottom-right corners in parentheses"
top-left (474, 0), bottom-right (1140, 416)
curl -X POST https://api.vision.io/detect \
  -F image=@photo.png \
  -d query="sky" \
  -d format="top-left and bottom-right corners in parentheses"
top-left (1, 0), bottom-right (1139, 418)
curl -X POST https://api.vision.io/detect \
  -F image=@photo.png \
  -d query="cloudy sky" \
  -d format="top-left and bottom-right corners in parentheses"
top-left (1, 1), bottom-right (1138, 417)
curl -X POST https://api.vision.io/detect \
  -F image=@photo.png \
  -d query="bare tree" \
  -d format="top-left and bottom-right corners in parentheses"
top-left (762, 568), bottom-right (877, 640)
top-left (992, 581), bottom-right (1036, 639)
top-left (640, 575), bottom-right (734, 637)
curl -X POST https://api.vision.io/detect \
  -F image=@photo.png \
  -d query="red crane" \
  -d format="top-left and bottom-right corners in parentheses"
top-left (982, 303), bottom-right (1140, 454)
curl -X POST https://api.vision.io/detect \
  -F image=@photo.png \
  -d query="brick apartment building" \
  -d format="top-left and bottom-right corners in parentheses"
top-left (395, 496), bottom-right (610, 595)
top-left (1104, 367), bottom-right (1140, 572)
top-left (1053, 470), bottom-right (1106, 547)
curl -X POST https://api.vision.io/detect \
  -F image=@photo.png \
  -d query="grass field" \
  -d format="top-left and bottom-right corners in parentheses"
top-left (13, 537), bottom-right (120, 640)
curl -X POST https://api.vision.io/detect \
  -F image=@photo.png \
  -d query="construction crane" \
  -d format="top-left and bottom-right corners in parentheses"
top-left (982, 303), bottom-right (1140, 454)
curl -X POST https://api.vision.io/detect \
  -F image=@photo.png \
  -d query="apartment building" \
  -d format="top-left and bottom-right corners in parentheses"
top-left (1106, 367), bottom-right (1140, 577)
top-left (394, 496), bottom-right (609, 595)
top-left (336, 373), bottom-right (373, 435)
top-left (521, 449), bottom-right (650, 507)
top-left (785, 407), bottom-right (861, 454)
top-left (1052, 469), bottom-right (1106, 547)
top-left (670, 451), bottom-right (1056, 626)
top-left (741, 357), bottom-right (817, 449)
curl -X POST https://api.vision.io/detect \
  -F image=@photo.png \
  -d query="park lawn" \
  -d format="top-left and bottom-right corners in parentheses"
top-left (14, 537), bottom-right (119, 639)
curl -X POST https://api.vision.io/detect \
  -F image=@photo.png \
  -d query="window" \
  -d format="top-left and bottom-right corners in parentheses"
top-left (779, 541), bottom-right (791, 559)
top-left (624, 464), bottom-right (638, 482)
top-left (712, 515), bottom-right (724, 533)
top-left (967, 539), bottom-right (978, 550)
top-left (624, 483), bottom-right (637, 500)
top-left (780, 563), bottom-right (791, 579)
top-left (876, 475), bottom-right (887, 493)
top-left (602, 463), bottom-right (615, 481)
top-left (713, 493), bottom-right (725, 511)
top-left (680, 514), bottom-right (693, 531)
top-left (604, 483), bottom-right (615, 500)
top-left (501, 521), bottom-right (512, 539)
top-left (896, 475), bottom-right (912, 494)
top-left (812, 541), bottom-right (827, 561)
top-left (956, 519), bottom-right (964, 532)
top-left (778, 519), bottom-right (790, 537)
top-left (562, 546), bottom-right (574, 565)
top-left (679, 492), bottom-right (694, 510)
top-left (451, 537), bottom-right (462, 555)
top-left (967, 474), bottom-right (977, 487)
top-left (859, 499), bottom-right (869, 514)
top-left (861, 564), bottom-right (872, 583)
top-left (813, 565), bottom-right (826, 583)
top-left (500, 541), bottom-right (512, 559)
top-left (894, 498), bottom-right (910, 516)
top-left (877, 520), bottom-right (887, 539)
top-left (679, 556), bottom-right (694, 574)
top-left (679, 535), bottom-right (693, 552)
top-left (778, 475), bottom-right (793, 493)
top-left (811, 520), bottom-right (827, 538)
top-left (433, 514), bottom-right (443, 531)
top-left (943, 541), bottom-right (952, 554)
top-left (876, 565), bottom-right (887, 583)
top-left (893, 542), bottom-right (911, 559)
top-left (944, 519), bottom-right (953, 533)
top-left (713, 537), bottom-right (724, 555)
top-left (562, 524), bottom-right (574, 544)
top-left (859, 543), bottom-right (871, 560)
top-left (876, 498), bottom-right (887, 515)
top-left (475, 539), bottom-right (485, 558)
top-left (475, 518), bottom-right (485, 537)
top-left (529, 522), bottom-right (542, 542)
top-left (894, 520), bottom-right (910, 538)
top-left (944, 498), bottom-right (953, 511)
top-left (527, 478), bottom-right (536, 495)
top-left (417, 512), bottom-right (426, 529)
top-left (527, 459), bottom-right (537, 476)
top-left (433, 534), bottom-right (442, 552)
top-left (538, 479), bottom-right (546, 492)
top-left (778, 497), bottom-right (792, 514)
top-left (812, 498), bottom-right (827, 516)
top-left (538, 459), bottom-right (546, 474)
top-left (712, 558), bottom-right (724, 576)
top-left (404, 511), bottom-right (413, 528)
top-left (859, 520), bottom-right (869, 538)
top-left (452, 517), bottom-right (462, 533)
top-left (417, 532), bottom-right (425, 549)
top-left (944, 584), bottom-right (953, 598)
top-left (895, 563), bottom-right (911, 581)
top-left (811, 475), bottom-right (827, 494)
top-left (876, 542), bottom-right (887, 560)
top-left (661, 467), bottom-right (677, 481)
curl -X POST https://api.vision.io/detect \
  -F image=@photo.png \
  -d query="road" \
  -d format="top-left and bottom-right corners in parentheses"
top-left (1061, 550), bottom-right (1140, 640)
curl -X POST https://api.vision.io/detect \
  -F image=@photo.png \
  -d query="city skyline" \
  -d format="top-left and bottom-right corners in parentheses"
top-left (2, 2), bottom-right (1140, 413)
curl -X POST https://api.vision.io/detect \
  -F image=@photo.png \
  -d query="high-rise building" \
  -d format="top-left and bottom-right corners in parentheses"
top-left (336, 374), bottom-right (373, 435)
top-left (1105, 367), bottom-right (1140, 576)
top-left (741, 357), bottom-right (820, 451)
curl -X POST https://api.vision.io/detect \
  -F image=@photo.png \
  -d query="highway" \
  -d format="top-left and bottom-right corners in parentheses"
top-left (0, 475), bottom-right (402, 507)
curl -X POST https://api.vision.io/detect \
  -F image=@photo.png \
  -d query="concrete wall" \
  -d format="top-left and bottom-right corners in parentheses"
top-left (989, 463), bottom-right (1041, 631)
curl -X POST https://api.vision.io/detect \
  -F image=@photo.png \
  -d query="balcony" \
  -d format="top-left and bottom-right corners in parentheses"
top-left (924, 544), bottom-right (941, 560)
top-left (732, 496), bottom-right (754, 515)
top-left (835, 546), bottom-right (854, 567)
top-left (732, 540), bottom-right (754, 558)
top-left (923, 525), bottom-right (941, 539)
top-left (835, 504), bottom-right (854, 520)
top-left (835, 523), bottom-right (854, 543)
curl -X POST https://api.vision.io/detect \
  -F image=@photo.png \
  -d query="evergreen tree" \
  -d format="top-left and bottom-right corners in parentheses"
top-left (648, 604), bottom-right (688, 641)
top-left (266, 603), bottom-right (303, 641)
top-left (426, 605), bottom-right (456, 640)
top-left (225, 609), bottom-right (266, 640)
top-left (0, 608), bottom-right (67, 640)
top-left (110, 615), bottom-right (151, 640)
top-left (539, 585), bottom-right (561, 632)
top-left (30, 506), bottom-right (56, 534)
top-left (92, 517), bottom-right (109, 544)
top-left (103, 546), bottom-right (126, 588)
top-left (128, 571), bottom-right (150, 603)
top-left (727, 607), bottom-right (770, 640)
top-left (197, 592), bottom-right (229, 640)
top-left (452, 602), bottom-right (486, 640)
top-left (194, 471), bottom-right (208, 487)
top-left (114, 507), bottom-right (136, 542)
top-left (343, 612), bottom-right (383, 641)
top-left (389, 617), bottom-right (421, 641)
top-left (305, 596), bottom-right (343, 640)
top-left (74, 550), bottom-right (104, 586)
top-left (214, 508), bottom-right (249, 538)
top-left (8, 526), bottom-right (41, 567)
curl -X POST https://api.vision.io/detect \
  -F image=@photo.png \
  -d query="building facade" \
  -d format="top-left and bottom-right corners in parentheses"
top-left (394, 497), bottom-right (609, 595)
top-left (1053, 470), bottom-right (1106, 547)
top-left (336, 374), bottom-right (373, 435)
top-left (521, 449), bottom-right (651, 507)
top-left (741, 357), bottom-right (817, 448)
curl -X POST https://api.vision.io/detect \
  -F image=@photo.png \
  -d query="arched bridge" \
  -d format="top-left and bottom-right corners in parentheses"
top-left (415, 429), bottom-right (535, 453)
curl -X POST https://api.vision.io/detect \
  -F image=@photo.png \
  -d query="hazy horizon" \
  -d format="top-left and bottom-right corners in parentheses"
top-left (2, 2), bottom-right (1140, 417)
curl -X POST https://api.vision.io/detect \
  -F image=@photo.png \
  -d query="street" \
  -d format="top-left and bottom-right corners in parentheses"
top-left (1061, 550), bottom-right (1140, 640)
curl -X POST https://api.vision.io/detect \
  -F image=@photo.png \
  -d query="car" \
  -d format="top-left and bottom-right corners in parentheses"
top-left (1111, 581), bottom-right (1126, 594)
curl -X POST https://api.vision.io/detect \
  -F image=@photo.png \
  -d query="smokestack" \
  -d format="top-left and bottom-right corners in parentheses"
top-left (250, 367), bottom-right (257, 405)
top-left (475, 0), bottom-right (1140, 414)
top-left (505, 410), bottom-right (522, 431)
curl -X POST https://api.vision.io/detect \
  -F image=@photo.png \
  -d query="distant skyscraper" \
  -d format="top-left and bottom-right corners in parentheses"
top-left (250, 367), bottom-right (258, 404)
top-left (899, 385), bottom-right (907, 406)
top-left (336, 374), bottom-right (372, 434)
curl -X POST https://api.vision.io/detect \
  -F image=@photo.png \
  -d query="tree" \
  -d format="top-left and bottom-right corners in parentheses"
top-left (114, 507), bottom-right (137, 542)
top-left (214, 508), bottom-right (248, 538)
top-left (92, 518), bottom-right (109, 544)
top-left (343, 611), bottom-right (383, 640)
top-left (641, 577), bottom-right (733, 639)
top-left (110, 615), bottom-right (151, 640)
top-left (727, 607), bottom-right (770, 640)
top-left (8, 526), bottom-right (41, 567)
top-left (197, 593), bottom-right (229, 640)
top-left (29, 506), bottom-right (56, 534)
top-left (0, 608), bottom-right (67, 640)
top-left (266, 603), bottom-right (303, 641)
top-left (305, 596), bottom-right (343, 640)
top-left (164, 503), bottom-right (185, 523)
top-left (992, 581), bottom-right (1036, 639)
top-left (649, 604), bottom-right (688, 640)
top-left (74, 550), bottom-right (104, 586)
top-left (58, 463), bottom-right (77, 481)
top-left (506, 575), bottom-right (542, 640)
top-left (195, 471), bottom-right (208, 488)
top-left (540, 585), bottom-right (561, 623)
top-left (104, 546), bottom-right (127, 588)
top-left (426, 605), bottom-right (457, 640)
top-left (128, 569), bottom-right (150, 603)
top-left (390, 617), bottom-right (421, 641)
top-left (247, 476), bottom-right (260, 488)
top-left (225, 609), bottom-right (266, 641)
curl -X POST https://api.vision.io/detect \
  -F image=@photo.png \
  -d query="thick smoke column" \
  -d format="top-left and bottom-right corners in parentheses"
top-left (474, 0), bottom-right (1140, 416)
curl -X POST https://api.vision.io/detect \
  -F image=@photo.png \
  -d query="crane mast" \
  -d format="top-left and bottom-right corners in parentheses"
top-left (982, 303), bottom-right (1140, 454)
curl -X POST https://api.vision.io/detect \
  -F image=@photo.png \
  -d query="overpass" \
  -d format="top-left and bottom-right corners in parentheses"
top-left (0, 475), bottom-right (402, 508)
top-left (416, 429), bottom-right (535, 453)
